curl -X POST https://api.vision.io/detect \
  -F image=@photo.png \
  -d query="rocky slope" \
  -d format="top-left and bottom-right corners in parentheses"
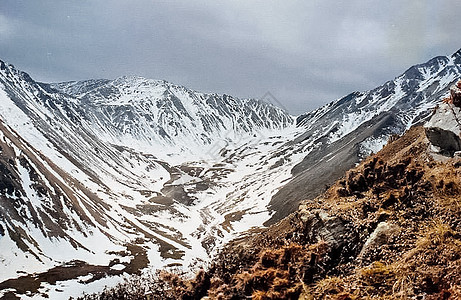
top-left (111, 101), bottom-right (461, 299)
top-left (209, 126), bottom-right (461, 299)
top-left (266, 48), bottom-right (461, 224)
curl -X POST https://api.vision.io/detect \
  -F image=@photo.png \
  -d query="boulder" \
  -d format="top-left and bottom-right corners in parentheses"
top-left (424, 102), bottom-right (461, 154)
top-left (298, 206), bottom-right (347, 250)
top-left (357, 222), bottom-right (398, 261)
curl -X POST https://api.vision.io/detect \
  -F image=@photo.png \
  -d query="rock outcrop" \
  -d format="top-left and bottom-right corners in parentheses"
top-left (357, 221), bottom-right (399, 261)
top-left (297, 207), bottom-right (347, 250)
top-left (425, 80), bottom-right (461, 155)
top-left (424, 102), bottom-right (461, 154)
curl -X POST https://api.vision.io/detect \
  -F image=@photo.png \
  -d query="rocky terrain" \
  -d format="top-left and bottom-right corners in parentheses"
top-left (197, 88), bottom-right (461, 299)
top-left (267, 49), bottom-right (461, 224)
top-left (86, 87), bottom-right (461, 299)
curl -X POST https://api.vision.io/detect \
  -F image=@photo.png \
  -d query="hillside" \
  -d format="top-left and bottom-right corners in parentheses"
top-left (91, 120), bottom-right (461, 298)
top-left (196, 95), bottom-right (461, 299)
top-left (207, 126), bottom-right (461, 299)
top-left (267, 48), bottom-right (461, 224)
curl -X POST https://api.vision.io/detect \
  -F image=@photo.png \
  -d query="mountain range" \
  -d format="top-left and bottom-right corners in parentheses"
top-left (0, 48), bottom-right (460, 298)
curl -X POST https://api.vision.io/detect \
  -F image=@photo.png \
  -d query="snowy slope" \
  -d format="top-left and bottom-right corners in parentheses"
top-left (297, 51), bottom-right (461, 154)
top-left (0, 59), bottom-right (301, 298)
top-left (51, 76), bottom-right (293, 161)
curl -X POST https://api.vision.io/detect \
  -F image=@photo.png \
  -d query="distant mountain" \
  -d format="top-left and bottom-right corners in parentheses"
top-left (266, 48), bottom-right (461, 223)
top-left (50, 76), bottom-right (293, 156)
top-left (0, 48), bottom-right (460, 298)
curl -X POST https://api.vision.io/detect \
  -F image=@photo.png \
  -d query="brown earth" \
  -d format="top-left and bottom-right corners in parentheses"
top-left (201, 126), bottom-right (461, 300)
top-left (199, 126), bottom-right (461, 299)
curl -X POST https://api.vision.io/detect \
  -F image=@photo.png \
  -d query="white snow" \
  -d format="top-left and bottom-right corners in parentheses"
top-left (359, 136), bottom-right (388, 157)
top-left (20, 274), bottom-right (127, 300)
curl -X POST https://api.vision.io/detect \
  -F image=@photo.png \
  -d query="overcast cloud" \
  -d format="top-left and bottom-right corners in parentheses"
top-left (1, 0), bottom-right (460, 114)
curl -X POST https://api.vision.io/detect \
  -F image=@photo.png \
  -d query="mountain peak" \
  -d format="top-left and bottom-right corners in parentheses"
top-left (451, 47), bottom-right (461, 65)
top-left (452, 47), bottom-right (461, 57)
top-left (113, 75), bottom-right (164, 85)
top-left (45, 69), bottom-right (294, 153)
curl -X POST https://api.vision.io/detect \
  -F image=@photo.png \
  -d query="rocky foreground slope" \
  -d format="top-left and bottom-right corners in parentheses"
top-left (201, 93), bottom-right (461, 299)
top-left (88, 96), bottom-right (461, 299)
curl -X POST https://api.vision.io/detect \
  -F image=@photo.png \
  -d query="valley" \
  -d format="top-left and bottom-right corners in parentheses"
top-left (0, 48), bottom-right (461, 298)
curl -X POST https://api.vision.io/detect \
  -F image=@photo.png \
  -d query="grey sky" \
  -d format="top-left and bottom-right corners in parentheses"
top-left (1, 1), bottom-right (460, 114)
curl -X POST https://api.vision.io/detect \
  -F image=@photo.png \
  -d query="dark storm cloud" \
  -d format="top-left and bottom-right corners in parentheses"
top-left (1, 0), bottom-right (461, 114)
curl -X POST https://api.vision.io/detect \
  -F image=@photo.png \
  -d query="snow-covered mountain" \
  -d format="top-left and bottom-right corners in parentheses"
top-left (0, 48), bottom-right (460, 298)
top-left (267, 48), bottom-right (461, 223)
top-left (0, 60), bottom-right (300, 298)
top-left (50, 76), bottom-right (292, 159)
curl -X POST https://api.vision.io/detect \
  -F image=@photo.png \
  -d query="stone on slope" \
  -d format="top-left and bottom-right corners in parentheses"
top-left (424, 102), bottom-right (461, 154)
top-left (298, 206), bottom-right (347, 250)
top-left (357, 222), bottom-right (399, 261)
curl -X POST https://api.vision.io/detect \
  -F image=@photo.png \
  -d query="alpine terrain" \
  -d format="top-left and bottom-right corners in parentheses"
top-left (0, 48), bottom-right (460, 299)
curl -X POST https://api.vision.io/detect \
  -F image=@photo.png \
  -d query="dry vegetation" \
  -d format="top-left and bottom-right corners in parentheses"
top-left (80, 126), bottom-right (461, 299)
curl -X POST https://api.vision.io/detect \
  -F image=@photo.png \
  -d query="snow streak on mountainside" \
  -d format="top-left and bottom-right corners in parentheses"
top-left (0, 59), bottom-right (300, 298)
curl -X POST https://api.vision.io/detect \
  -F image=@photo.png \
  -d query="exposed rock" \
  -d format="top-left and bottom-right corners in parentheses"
top-left (298, 206), bottom-right (347, 250)
top-left (357, 222), bottom-right (399, 261)
top-left (161, 185), bottom-right (196, 205)
top-left (424, 102), bottom-right (461, 154)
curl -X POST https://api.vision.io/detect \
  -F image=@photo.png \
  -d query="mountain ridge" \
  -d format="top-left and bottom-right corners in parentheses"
top-left (266, 47), bottom-right (461, 224)
top-left (0, 57), bottom-right (305, 298)
top-left (1, 60), bottom-right (295, 158)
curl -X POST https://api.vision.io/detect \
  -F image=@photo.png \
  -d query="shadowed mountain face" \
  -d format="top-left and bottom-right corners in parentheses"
top-left (266, 48), bottom-right (461, 224)
top-left (0, 49), bottom-right (460, 298)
